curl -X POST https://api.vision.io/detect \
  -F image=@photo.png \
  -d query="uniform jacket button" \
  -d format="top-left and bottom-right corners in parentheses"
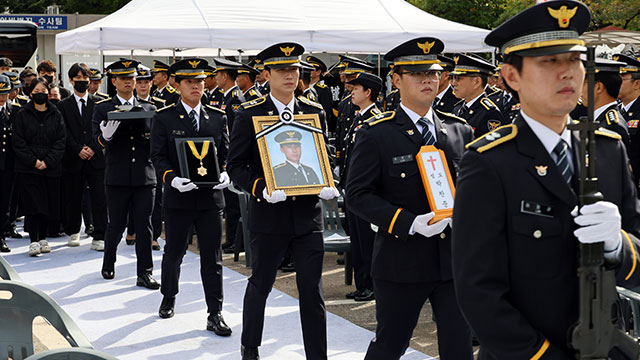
top-left (533, 230), bottom-right (542, 239)
top-left (400, 172), bottom-right (406, 178)
top-left (132, 158), bottom-right (136, 163)
top-left (130, 136), bottom-right (134, 140)
top-left (292, 196), bottom-right (296, 201)
top-left (440, 233), bottom-right (446, 239)
top-left (132, 146), bottom-right (135, 151)
top-left (256, 198), bottom-right (261, 202)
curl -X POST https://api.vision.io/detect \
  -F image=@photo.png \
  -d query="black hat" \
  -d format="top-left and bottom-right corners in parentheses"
top-left (153, 60), bottom-right (170, 73)
top-left (107, 59), bottom-right (139, 77)
top-left (384, 37), bottom-right (445, 72)
top-left (306, 56), bottom-right (327, 72)
top-left (211, 58), bottom-right (243, 73)
top-left (450, 53), bottom-right (495, 76)
top-left (136, 65), bottom-right (153, 80)
top-left (256, 42), bottom-right (305, 69)
top-left (238, 64), bottom-right (259, 76)
top-left (0, 58), bottom-right (12, 68)
top-left (579, 56), bottom-right (625, 74)
top-left (346, 72), bottom-right (382, 92)
top-left (89, 68), bottom-right (103, 80)
top-left (485, 0), bottom-right (591, 57)
top-left (0, 75), bottom-right (11, 94)
top-left (204, 65), bottom-right (216, 77)
top-left (338, 55), bottom-right (374, 74)
top-left (613, 54), bottom-right (640, 75)
top-left (437, 55), bottom-right (455, 71)
top-left (3, 71), bottom-right (22, 88)
top-left (169, 58), bottom-right (209, 79)
top-left (249, 58), bottom-right (265, 71)
top-left (275, 130), bottom-right (302, 145)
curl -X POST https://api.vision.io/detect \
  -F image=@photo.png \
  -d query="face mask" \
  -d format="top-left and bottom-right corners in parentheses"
top-left (73, 80), bottom-right (89, 93)
top-left (49, 99), bottom-right (60, 105)
top-left (43, 75), bottom-right (54, 84)
top-left (32, 93), bottom-right (48, 105)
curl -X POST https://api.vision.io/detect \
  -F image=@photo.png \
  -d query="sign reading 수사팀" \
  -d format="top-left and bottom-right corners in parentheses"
top-left (0, 15), bottom-right (68, 30)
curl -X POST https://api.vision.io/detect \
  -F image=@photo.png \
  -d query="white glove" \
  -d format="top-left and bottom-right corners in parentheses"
top-left (572, 201), bottom-right (622, 252)
top-left (262, 188), bottom-right (287, 203)
top-left (99, 120), bottom-right (120, 140)
top-left (171, 177), bottom-right (198, 193)
top-left (213, 171), bottom-right (230, 190)
top-left (318, 187), bottom-right (340, 200)
top-left (410, 212), bottom-right (451, 238)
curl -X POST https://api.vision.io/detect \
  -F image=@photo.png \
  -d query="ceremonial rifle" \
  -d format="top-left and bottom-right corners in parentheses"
top-left (568, 47), bottom-right (640, 359)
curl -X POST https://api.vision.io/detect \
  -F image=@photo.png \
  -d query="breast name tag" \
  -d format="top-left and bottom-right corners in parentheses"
top-left (520, 200), bottom-right (553, 218)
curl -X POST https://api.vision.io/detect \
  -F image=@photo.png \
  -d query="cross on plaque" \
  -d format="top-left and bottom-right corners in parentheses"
top-left (427, 155), bottom-right (438, 171)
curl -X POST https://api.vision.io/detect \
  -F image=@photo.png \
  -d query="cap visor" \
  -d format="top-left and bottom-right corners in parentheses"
top-left (400, 64), bottom-right (443, 72)
top-left (267, 63), bottom-right (302, 70)
top-left (516, 44), bottom-right (587, 57)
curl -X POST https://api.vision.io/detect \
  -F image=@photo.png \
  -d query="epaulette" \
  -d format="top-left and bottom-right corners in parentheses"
top-left (297, 95), bottom-right (323, 110)
top-left (166, 85), bottom-right (176, 94)
top-left (274, 163), bottom-right (286, 169)
top-left (315, 83), bottom-right (327, 88)
top-left (248, 89), bottom-right (258, 97)
top-left (96, 97), bottom-right (112, 104)
top-left (435, 109), bottom-right (467, 124)
top-left (465, 124), bottom-right (518, 153)
top-left (205, 104), bottom-right (226, 114)
top-left (16, 94), bottom-right (28, 100)
top-left (10, 102), bottom-right (21, 107)
top-left (152, 96), bottom-right (166, 104)
top-left (364, 111), bottom-right (396, 126)
top-left (341, 93), bottom-right (352, 102)
top-left (241, 96), bottom-right (266, 109)
top-left (96, 92), bottom-right (108, 98)
top-left (232, 89), bottom-right (240, 98)
top-left (454, 98), bottom-right (465, 107)
top-left (480, 98), bottom-right (498, 111)
top-left (595, 127), bottom-right (622, 140)
top-left (487, 87), bottom-right (501, 96)
top-left (372, 108), bottom-right (382, 115)
top-left (606, 109), bottom-right (620, 125)
top-left (387, 89), bottom-right (398, 95)
top-left (156, 103), bottom-right (176, 112)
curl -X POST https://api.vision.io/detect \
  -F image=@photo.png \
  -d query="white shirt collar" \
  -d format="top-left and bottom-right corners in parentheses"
top-left (400, 102), bottom-right (434, 126)
top-left (465, 92), bottom-right (484, 107)
top-left (269, 93), bottom-right (295, 115)
top-left (594, 101), bottom-right (618, 120)
top-left (435, 84), bottom-right (451, 101)
top-left (116, 94), bottom-right (135, 105)
top-left (624, 97), bottom-right (637, 112)
top-left (181, 100), bottom-right (201, 116)
top-left (521, 110), bottom-right (573, 156)
top-left (224, 84), bottom-right (238, 97)
top-left (73, 92), bottom-right (88, 103)
top-left (157, 85), bottom-right (166, 93)
top-left (359, 103), bottom-right (375, 115)
top-left (286, 159), bottom-right (301, 167)
top-left (141, 95), bottom-right (151, 102)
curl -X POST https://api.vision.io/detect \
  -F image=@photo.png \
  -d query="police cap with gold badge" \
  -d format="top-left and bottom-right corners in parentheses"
top-left (249, 58), bottom-right (264, 72)
top-left (338, 55), bottom-right (374, 74)
top-left (3, 71), bottom-right (22, 89)
top-left (204, 65), bottom-right (216, 77)
top-left (238, 63), bottom-right (260, 76)
top-left (585, 56), bottom-right (626, 73)
top-left (0, 75), bottom-right (12, 94)
top-left (384, 37), bottom-right (444, 72)
top-left (450, 53), bottom-right (495, 76)
top-left (153, 60), bottom-right (170, 73)
top-left (437, 55), bottom-right (455, 72)
top-left (107, 59), bottom-right (139, 77)
top-left (306, 55), bottom-right (327, 73)
top-left (256, 42), bottom-right (305, 70)
top-left (346, 72), bottom-right (383, 93)
top-left (485, 0), bottom-right (591, 57)
top-left (275, 130), bottom-right (302, 145)
top-left (169, 58), bottom-right (209, 79)
top-left (211, 58), bottom-right (243, 73)
top-left (613, 54), bottom-right (640, 75)
top-left (89, 68), bottom-right (103, 81)
top-left (136, 65), bottom-right (153, 80)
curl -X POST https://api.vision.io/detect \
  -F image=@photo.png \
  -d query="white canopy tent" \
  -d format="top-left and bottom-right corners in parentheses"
top-left (55, 0), bottom-right (492, 55)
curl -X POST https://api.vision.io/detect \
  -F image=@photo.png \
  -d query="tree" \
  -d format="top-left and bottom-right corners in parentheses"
top-left (407, 0), bottom-right (506, 30)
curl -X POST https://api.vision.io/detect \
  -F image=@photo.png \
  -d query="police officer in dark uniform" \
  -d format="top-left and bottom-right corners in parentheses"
top-left (306, 56), bottom-right (335, 131)
top-left (252, 60), bottom-right (270, 95)
top-left (346, 37), bottom-right (474, 360)
top-left (227, 42), bottom-right (338, 360)
top-left (432, 55), bottom-right (458, 113)
top-left (0, 75), bottom-right (19, 252)
top-left (88, 68), bottom-right (108, 100)
top-left (206, 66), bottom-right (225, 108)
top-left (136, 65), bottom-right (166, 109)
top-left (152, 60), bottom-right (181, 105)
top-left (451, 53), bottom-right (505, 138)
top-left (453, 2), bottom-right (640, 358)
top-left (237, 64), bottom-right (261, 102)
top-left (579, 57), bottom-right (630, 150)
top-left (92, 59), bottom-right (159, 289)
top-left (616, 53), bottom-right (640, 185)
top-left (150, 58), bottom-right (232, 335)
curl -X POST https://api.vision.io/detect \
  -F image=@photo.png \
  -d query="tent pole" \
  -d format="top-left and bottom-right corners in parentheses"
top-left (377, 53), bottom-right (381, 77)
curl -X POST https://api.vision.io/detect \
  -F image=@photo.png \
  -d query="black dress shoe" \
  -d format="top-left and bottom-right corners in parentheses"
top-left (336, 256), bottom-right (345, 265)
top-left (85, 224), bottom-right (94, 236)
top-left (241, 345), bottom-right (259, 360)
top-left (222, 244), bottom-right (235, 254)
top-left (159, 296), bottom-right (175, 318)
top-left (280, 261), bottom-right (295, 273)
top-left (206, 311), bottom-right (232, 336)
top-left (136, 273), bottom-right (160, 290)
top-left (126, 239), bottom-right (135, 245)
top-left (6, 229), bottom-right (22, 239)
top-left (354, 289), bottom-right (375, 301)
top-left (0, 238), bottom-right (10, 253)
top-left (346, 289), bottom-right (360, 299)
top-left (101, 265), bottom-right (115, 280)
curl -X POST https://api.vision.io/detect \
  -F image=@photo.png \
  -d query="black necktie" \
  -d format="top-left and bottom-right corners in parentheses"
top-left (434, 97), bottom-right (440, 106)
top-left (417, 117), bottom-right (436, 146)
top-left (553, 139), bottom-right (573, 185)
top-left (189, 110), bottom-right (198, 132)
top-left (124, 101), bottom-right (131, 106)
top-left (80, 98), bottom-right (86, 116)
top-left (297, 165), bottom-right (308, 184)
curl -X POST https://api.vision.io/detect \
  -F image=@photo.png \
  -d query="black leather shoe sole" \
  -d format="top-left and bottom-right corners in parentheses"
top-left (207, 323), bottom-right (232, 336)
top-left (136, 276), bottom-right (160, 290)
top-left (159, 297), bottom-right (175, 318)
top-left (354, 292), bottom-right (375, 302)
top-left (241, 346), bottom-right (260, 360)
top-left (346, 290), bottom-right (360, 299)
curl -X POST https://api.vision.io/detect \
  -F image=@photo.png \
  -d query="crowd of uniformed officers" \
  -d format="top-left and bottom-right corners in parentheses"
top-left (4, 1), bottom-right (640, 359)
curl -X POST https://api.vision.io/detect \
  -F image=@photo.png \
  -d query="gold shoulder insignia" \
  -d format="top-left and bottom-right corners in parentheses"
top-left (156, 103), bottom-right (176, 112)
top-left (435, 109), bottom-right (467, 124)
top-left (365, 111), bottom-right (396, 126)
top-left (297, 96), bottom-right (323, 110)
top-left (466, 124), bottom-right (518, 153)
top-left (454, 98), bottom-right (465, 107)
top-left (606, 109), bottom-right (620, 125)
top-left (595, 128), bottom-right (622, 140)
top-left (166, 86), bottom-right (176, 94)
top-left (96, 92), bottom-right (108, 97)
top-left (249, 89), bottom-right (257, 96)
top-left (316, 83), bottom-right (327, 88)
top-left (389, 89), bottom-right (398, 94)
top-left (96, 97), bottom-right (112, 104)
top-left (480, 98), bottom-right (498, 110)
top-left (274, 163), bottom-right (287, 169)
top-left (232, 89), bottom-right (240, 97)
top-left (241, 96), bottom-right (266, 109)
top-left (341, 93), bottom-right (352, 102)
top-left (16, 94), bottom-right (29, 100)
top-left (205, 104), bottom-right (226, 114)
top-left (152, 96), bottom-right (166, 103)
top-left (11, 102), bottom-right (21, 107)
top-left (372, 108), bottom-right (382, 115)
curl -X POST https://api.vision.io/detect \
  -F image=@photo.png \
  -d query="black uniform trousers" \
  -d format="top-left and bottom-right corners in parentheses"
top-left (242, 231), bottom-right (327, 360)
top-left (365, 279), bottom-right (472, 360)
top-left (126, 180), bottom-right (163, 241)
top-left (0, 170), bottom-right (14, 232)
top-left (62, 167), bottom-right (107, 239)
top-left (222, 188), bottom-right (240, 245)
top-left (103, 185), bottom-right (154, 276)
top-left (345, 206), bottom-right (374, 292)
top-left (161, 207), bottom-right (223, 313)
top-left (4, 174), bottom-right (20, 233)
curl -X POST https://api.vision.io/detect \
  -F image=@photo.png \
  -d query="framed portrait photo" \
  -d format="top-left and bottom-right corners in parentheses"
top-left (253, 114), bottom-right (334, 196)
top-left (174, 137), bottom-right (221, 186)
top-left (416, 145), bottom-right (455, 224)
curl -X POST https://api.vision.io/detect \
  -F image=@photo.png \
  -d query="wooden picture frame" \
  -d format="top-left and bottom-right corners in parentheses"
top-left (253, 114), bottom-right (334, 196)
top-left (416, 145), bottom-right (456, 224)
top-left (174, 137), bottom-right (221, 186)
